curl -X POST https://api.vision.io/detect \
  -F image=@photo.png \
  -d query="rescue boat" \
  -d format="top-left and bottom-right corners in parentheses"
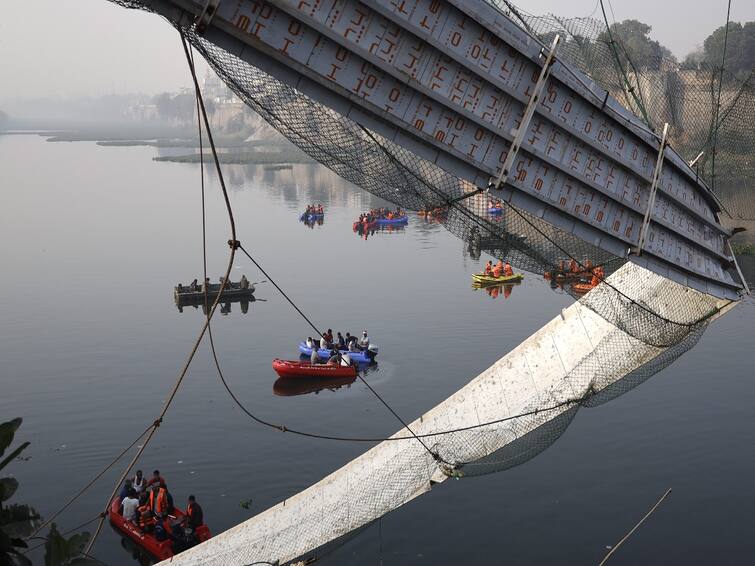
top-left (108, 498), bottom-right (211, 561)
top-left (471, 273), bottom-right (524, 285)
top-left (272, 358), bottom-right (357, 378)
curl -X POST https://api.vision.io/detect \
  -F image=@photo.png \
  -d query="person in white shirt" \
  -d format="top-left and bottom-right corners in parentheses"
top-left (359, 331), bottom-right (370, 350)
top-left (132, 470), bottom-right (146, 495)
top-left (319, 333), bottom-right (329, 350)
top-left (340, 352), bottom-right (352, 367)
top-left (121, 488), bottom-right (140, 522)
top-left (306, 336), bottom-right (315, 349)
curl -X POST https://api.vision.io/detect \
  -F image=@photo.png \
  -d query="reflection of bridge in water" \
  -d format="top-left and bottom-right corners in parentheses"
top-left (104, 0), bottom-right (749, 564)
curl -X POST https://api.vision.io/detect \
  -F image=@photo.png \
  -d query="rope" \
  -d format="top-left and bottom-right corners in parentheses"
top-left (598, 0), bottom-right (653, 128)
top-left (710, 0), bottom-right (733, 193)
top-left (24, 513), bottom-right (105, 555)
top-left (83, 29), bottom-right (238, 555)
top-left (29, 423), bottom-right (152, 539)
top-left (598, 488), bottom-right (672, 565)
top-left (235, 244), bottom-right (442, 463)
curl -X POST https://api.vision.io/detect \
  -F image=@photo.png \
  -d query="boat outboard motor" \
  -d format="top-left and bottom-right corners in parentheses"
top-left (367, 344), bottom-right (379, 359)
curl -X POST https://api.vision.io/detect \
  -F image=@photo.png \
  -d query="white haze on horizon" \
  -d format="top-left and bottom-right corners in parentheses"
top-left (1, 0), bottom-right (753, 103)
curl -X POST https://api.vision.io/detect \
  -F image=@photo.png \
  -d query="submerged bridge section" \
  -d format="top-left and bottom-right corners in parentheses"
top-left (161, 263), bottom-right (736, 565)
top-left (133, 0), bottom-right (742, 298)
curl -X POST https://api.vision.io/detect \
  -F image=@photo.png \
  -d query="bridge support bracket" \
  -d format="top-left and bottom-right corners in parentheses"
top-left (634, 122), bottom-right (669, 256)
top-left (491, 34), bottom-right (561, 191)
top-left (195, 0), bottom-right (221, 34)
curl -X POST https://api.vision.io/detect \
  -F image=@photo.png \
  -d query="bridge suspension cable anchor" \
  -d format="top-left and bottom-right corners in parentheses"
top-left (490, 34), bottom-right (561, 192)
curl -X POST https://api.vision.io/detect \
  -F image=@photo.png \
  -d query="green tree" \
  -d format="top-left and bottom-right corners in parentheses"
top-left (598, 19), bottom-right (673, 72)
top-left (702, 21), bottom-right (755, 78)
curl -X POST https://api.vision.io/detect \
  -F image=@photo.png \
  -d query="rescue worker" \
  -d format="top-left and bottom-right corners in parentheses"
top-left (149, 482), bottom-right (171, 515)
top-left (336, 332), bottom-right (346, 349)
top-left (492, 260), bottom-right (504, 278)
top-left (503, 261), bottom-right (514, 277)
top-left (484, 261), bottom-right (493, 276)
top-left (146, 469), bottom-right (165, 489)
top-left (310, 344), bottom-right (319, 365)
top-left (185, 495), bottom-right (204, 529)
top-left (359, 331), bottom-right (370, 351)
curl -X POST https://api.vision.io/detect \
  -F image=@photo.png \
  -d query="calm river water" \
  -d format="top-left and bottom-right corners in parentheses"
top-left (1, 134), bottom-right (754, 565)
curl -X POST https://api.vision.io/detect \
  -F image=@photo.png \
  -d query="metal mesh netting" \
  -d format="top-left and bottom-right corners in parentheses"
top-left (490, 0), bottom-right (755, 220)
top-left (105, 1), bottom-right (742, 564)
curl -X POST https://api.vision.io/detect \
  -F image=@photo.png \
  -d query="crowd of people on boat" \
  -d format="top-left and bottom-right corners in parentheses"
top-left (483, 259), bottom-right (514, 278)
top-left (417, 206), bottom-right (447, 220)
top-left (355, 207), bottom-right (405, 225)
top-left (305, 329), bottom-right (371, 365)
top-left (304, 203), bottom-right (325, 215)
top-left (116, 469), bottom-right (204, 553)
top-left (488, 198), bottom-right (503, 210)
top-left (543, 258), bottom-right (606, 292)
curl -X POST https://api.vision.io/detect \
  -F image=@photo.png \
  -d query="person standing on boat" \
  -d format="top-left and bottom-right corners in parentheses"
top-left (132, 470), bottom-right (146, 495)
top-left (240, 274), bottom-right (249, 289)
top-left (319, 332), bottom-right (329, 350)
top-left (310, 344), bottom-right (319, 365)
top-left (359, 331), bottom-right (370, 351)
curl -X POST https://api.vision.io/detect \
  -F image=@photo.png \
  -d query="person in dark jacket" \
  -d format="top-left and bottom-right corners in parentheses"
top-left (185, 495), bottom-right (204, 529)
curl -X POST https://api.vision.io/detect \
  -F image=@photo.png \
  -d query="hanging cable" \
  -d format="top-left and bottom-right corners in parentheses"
top-left (710, 0), bottom-right (733, 194)
top-left (28, 423), bottom-right (152, 539)
top-left (83, 29), bottom-right (239, 556)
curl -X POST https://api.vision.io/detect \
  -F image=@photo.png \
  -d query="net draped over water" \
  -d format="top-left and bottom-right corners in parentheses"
top-left (109, 1), bottom-right (744, 564)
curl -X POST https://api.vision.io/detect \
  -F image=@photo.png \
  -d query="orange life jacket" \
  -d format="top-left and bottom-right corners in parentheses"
top-left (484, 263), bottom-right (493, 275)
top-left (503, 263), bottom-right (513, 277)
top-left (149, 488), bottom-right (168, 514)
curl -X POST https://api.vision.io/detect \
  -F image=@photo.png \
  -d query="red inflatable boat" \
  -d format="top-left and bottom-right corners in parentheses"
top-left (108, 498), bottom-right (211, 561)
top-left (272, 358), bottom-right (357, 379)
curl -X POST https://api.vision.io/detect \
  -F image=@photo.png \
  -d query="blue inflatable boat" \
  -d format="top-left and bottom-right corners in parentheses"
top-left (376, 216), bottom-right (408, 225)
top-left (300, 212), bottom-right (324, 222)
top-left (488, 206), bottom-right (503, 214)
top-left (298, 342), bottom-right (377, 363)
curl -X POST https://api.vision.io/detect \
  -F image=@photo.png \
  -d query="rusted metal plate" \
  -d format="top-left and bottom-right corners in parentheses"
top-left (141, 0), bottom-right (740, 296)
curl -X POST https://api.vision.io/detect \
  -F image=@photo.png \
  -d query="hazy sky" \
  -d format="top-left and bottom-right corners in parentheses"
top-left (1, 0), bottom-right (752, 100)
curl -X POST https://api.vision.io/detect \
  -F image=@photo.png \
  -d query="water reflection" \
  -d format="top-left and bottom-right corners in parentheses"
top-left (273, 361), bottom-right (379, 397)
top-left (176, 296), bottom-right (256, 315)
top-left (273, 375), bottom-right (356, 397)
top-left (472, 283), bottom-right (519, 300)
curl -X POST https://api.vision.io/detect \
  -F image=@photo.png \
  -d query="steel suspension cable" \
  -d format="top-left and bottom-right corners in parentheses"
top-left (711, 0), bottom-right (733, 193)
top-left (83, 30), bottom-right (238, 555)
